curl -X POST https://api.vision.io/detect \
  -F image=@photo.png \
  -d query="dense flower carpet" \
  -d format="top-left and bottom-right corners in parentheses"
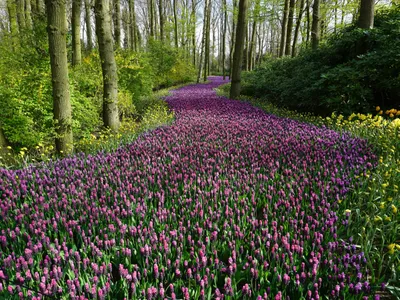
top-left (0, 77), bottom-right (378, 299)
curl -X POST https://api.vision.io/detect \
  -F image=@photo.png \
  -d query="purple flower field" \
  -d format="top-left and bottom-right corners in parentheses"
top-left (0, 77), bottom-right (377, 299)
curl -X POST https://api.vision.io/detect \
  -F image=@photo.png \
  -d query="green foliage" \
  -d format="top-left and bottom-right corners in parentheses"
top-left (147, 40), bottom-right (196, 89)
top-left (242, 5), bottom-right (400, 116)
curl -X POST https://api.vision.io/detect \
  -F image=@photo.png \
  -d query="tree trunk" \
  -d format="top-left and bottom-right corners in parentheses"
top-left (85, 0), bottom-right (93, 50)
top-left (129, 0), bottom-right (136, 50)
top-left (113, 0), bottom-right (121, 48)
top-left (45, 0), bottom-right (74, 154)
top-left (7, 0), bottom-right (18, 46)
top-left (306, 0), bottom-right (310, 46)
top-left (72, 0), bottom-right (82, 65)
top-left (17, 0), bottom-right (26, 30)
top-left (159, 0), bottom-right (164, 41)
top-left (149, 0), bottom-right (154, 39)
top-left (203, 0), bottom-right (211, 81)
top-left (357, 0), bottom-right (374, 29)
top-left (0, 126), bottom-right (8, 149)
top-left (230, 0), bottom-right (248, 99)
top-left (311, 0), bottom-right (320, 50)
top-left (25, 0), bottom-right (33, 29)
top-left (229, 0), bottom-right (238, 79)
top-left (292, 0), bottom-right (305, 56)
top-left (191, 0), bottom-right (196, 66)
top-left (222, 0), bottom-right (227, 79)
top-left (122, 8), bottom-right (129, 48)
top-left (173, 0), bottom-right (178, 47)
top-left (197, 0), bottom-right (208, 82)
top-left (95, 0), bottom-right (120, 131)
top-left (285, 0), bottom-right (295, 56)
top-left (279, 0), bottom-right (289, 57)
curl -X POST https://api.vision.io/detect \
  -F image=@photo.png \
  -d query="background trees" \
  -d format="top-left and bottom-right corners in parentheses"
top-left (0, 0), bottom-right (392, 158)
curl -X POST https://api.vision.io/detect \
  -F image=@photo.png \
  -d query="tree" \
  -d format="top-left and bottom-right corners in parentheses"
top-left (203, 0), bottom-right (212, 82)
top-left (17, 0), bottom-right (26, 30)
top-left (197, 0), bottom-right (208, 83)
top-left (95, 0), bottom-right (120, 131)
top-left (72, 0), bottom-right (82, 65)
top-left (292, 0), bottom-right (305, 56)
top-left (0, 126), bottom-right (8, 149)
top-left (285, 0), bottom-right (295, 56)
top-left (358, 0), bottom-right (374, 29)
top-left (311, 0), bottom-right (320, 50)
top-left (173, 0), bottom-right (179, 47)
top-left (159, 0), bottom-right (164, 41)
top-left (230, 0), bottom-right (248, 99)
top-left (45, 0), bottom-right (74, 154)
top-left (113, 0), bottom-right (121, 47)
top-left (279, 0), bottom-right (290, 57)
top-left (84, 0), bottom-right (93, 50)
top-left (7, 0), bottom-right (19, 47)
top-left (222, 0), bottom-right (227, 79)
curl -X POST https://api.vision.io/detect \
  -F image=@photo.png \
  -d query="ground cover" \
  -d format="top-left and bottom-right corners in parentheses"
top-left (0, 77), bottom-right (380, 299)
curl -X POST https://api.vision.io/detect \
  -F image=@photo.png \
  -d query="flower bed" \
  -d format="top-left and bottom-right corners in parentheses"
top-left (0, 77), bottom-right (378, 299)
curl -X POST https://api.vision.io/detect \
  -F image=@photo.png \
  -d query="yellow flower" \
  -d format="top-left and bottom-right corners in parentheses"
top-left (390, 118), bottom-right (400, 129)
top-left (7, 146), bottom-right (12, 150)
top-left (390, 113), bottom-right (395, 118)
top-left (380, 202), bottom-right (385, 209)
top-left (388, 243), bottom-right (396, 254)
top-left (382, 183), bottom-right (389, 188)
top-left (392, 205), bottom-right (398, 214)
top-left (379, 110), bottom-right (383, 115)
top-left (376, 106), bottom-right (381, 111)
top-left (396, 111), bottom-right (400, 116)
top-left (384, 216), bottom-right (391, 222)
top-left (374, 216), bottom-right (382, 223)
top-left (344, 209), bottom-right (351, 214)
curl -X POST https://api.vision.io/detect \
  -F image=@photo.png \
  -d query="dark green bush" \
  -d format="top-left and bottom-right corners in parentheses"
top-left (242, 5), bottom-right (400, 116)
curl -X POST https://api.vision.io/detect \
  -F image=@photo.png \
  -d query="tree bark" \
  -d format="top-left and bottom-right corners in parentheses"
top-left (357, 0), bottom-right (374, 29)
top-left (292, 0), bottom-right (305, 56)
top-left (203, 0), bottom-right (211, 81)
top-left (285, 0), bottom-right (295, 56)
top-left (229, 0), bottom-right (238, 79)
top-left (149, 0), bottom-right (155, 39)
top-left (45, 0), bottom-right (74, 154)
top-left (197, 0), bottom-right (208, 83)
top-left (191, 0), bottom-right (196, 66)
top-left (7, 0), bottom-right (18, 46)
top-left (17, 0), bottom-right (26, 30)
top-left (72, 0), bottom-right (82, 65)
top-left (159, 0), bottom-right (164, 41)
top-left (279, 0), bottom-right (289, 57)
top-left (25, 0), bottom-right (33, 29)
top-left (129, 0), bottom-right (137, 50)
top-left (311, 0), bottom-right (320, 50)
top-left (95, 0), bottom-right (120, 131)
top-left (230, 0), bottom-right (248, 99)
top-left (85, 0), bottom-right (93, 50)
top-left (113, 0), bottom-right (121, 48)
top-left (173, 0), bottom-right (178, 47)
top-left (222, 0), bottom-right (227, 79)
top-left (0, 126), bottom-right (8, 150)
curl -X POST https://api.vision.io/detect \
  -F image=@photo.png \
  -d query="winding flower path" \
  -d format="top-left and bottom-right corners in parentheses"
top-left (0, 77), bottom-right (377, 299)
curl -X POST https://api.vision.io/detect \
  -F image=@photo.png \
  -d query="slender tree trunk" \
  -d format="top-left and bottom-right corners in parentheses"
top-left (72, 0), bottom-right (82, 65)
top-left (149, 0), bottom-right (154, 39)
top-left (191, 0), bottom-right (196, 66)
top-left (159, 0), bottom-right (164, 41)
top-left (306, 0), bottom-right (310, 46)
top-left (285, 0), bottom-right (295, 56)
top-left (129, 0), bottom-right (136, 50)
top-left (358, 0), bottom-right (374, 29)
top-left (292, 0), bottom-right (305, 56)
top-left (204, 0), bottom-right (211, 81)
top-left (95, 0), bottom-right (120, 131)
top-left (122, 8), bottom-right (129, 48)
top-left (230, 0), bottom-right (248, 99)
top-left (279, 0), bottom-right (290, 57)
top-left (230, 0), bottom-right (238, 79)
top-left (25, 0), bottom-right (33, 29)
top-left (249, 20), bottom-right (256, 71)
top-left (198, 0), bottom-right (208, 82)
top-left (173, 0), bottom-right (178, 47)
top-left (45, 0), bottom-right (74, 154)
top-left (113, 0), bottom-right (121, 48)
top-left (311, 0), bottom-right (320, 50)
top-left (7, 0), bottom-right (18, 46)
top-left (222, 0), bottom-right (227, 79)
top-left (85, 0), bottom-right (93, 50)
